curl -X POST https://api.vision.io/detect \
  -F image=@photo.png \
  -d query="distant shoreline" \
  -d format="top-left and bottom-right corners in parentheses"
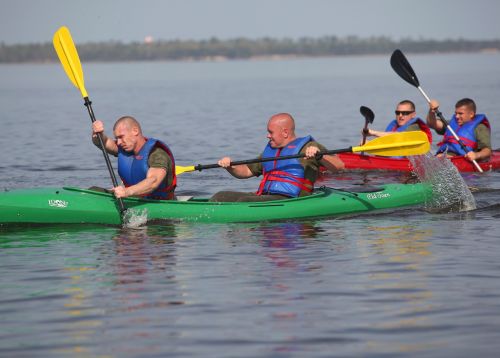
top-left (2, 50), bottom-right (499, 66)
top-left (1, 36), bottom-right (499, 64)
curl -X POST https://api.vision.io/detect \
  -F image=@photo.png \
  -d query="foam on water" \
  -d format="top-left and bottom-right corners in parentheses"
top-left (409, 154), bottom-right (476, 212)
top-left (122, 208), bottom-right (149, 228)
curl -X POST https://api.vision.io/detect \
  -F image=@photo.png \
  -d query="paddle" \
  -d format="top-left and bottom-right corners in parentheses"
top-left (53, 26), bottom-right (127, 214)
top-left (390, 49), bottom-right (483, 172)
top-left (360, 105), bottom-right (375, 145)
top-left (175, 131), bottom-right (430, 175)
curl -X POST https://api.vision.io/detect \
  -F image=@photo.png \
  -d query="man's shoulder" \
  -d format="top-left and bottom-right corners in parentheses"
top-left (150, 146), bottom-right (170, 157)
top-left (406, 123), bottom-right (422, 131)
top-left (474, 123), bottom-right (491, 136)
top-left (475, 123), bottom-right (491, 139)
top-left (148, 146), bottom-right (172, 168)
top-left (301, 140), bottom-right (325, 151)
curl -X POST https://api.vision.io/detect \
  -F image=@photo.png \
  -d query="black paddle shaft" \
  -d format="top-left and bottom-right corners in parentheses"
top-left (192, 148), bottom-right (352, 171)
top-left (84, 97), bottom-right (126, 213)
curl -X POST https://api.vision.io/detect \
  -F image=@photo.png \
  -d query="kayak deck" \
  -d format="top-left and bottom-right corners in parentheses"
top-left (0, 183), bottom-right (431, 225)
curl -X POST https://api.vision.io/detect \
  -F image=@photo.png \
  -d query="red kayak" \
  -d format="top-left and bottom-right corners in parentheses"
top-left (337, 149), bottom-right (500, 172)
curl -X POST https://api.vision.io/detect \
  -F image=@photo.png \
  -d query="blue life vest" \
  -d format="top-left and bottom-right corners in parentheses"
top-left (257, 136), bottom-right (314, 198)
top-left (437, 114), bottom-right (490, 155)
top-left (385, 117), bottom-right (433, 143)
top-left (117, 137), bottom-right (176, 200)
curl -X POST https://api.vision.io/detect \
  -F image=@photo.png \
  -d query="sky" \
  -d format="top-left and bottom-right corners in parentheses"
top-left (1, 0), bottom-right (500, 45)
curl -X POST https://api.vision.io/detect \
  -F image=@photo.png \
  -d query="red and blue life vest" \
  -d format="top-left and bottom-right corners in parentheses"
top-left (256, 136), bottom-right (314, 198)
top-left (385, 117), bottom-right (433, 143)
top-left (437, 114), bottom-right (490, 155)
top-left (117, 137), bottom-right (176, 200)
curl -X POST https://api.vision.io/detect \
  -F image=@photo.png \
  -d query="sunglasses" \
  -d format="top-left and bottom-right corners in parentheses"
top-left (395, 110), bottom-right (414, 116)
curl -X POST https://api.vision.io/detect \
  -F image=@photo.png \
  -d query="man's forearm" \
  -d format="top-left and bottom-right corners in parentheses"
top-left (321, 154), bottom-right (344, 172)
top-left (226, 165), bottom-right (254, 179)
top-left (92, 132), bottom-right (118, 154)
top-left (124, 177), bottom-right (157, 197)
top-left (426, 110), bottom-right (444, 131)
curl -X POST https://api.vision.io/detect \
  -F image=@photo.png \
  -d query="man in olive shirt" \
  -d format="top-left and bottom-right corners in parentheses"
top-left (210, 113), bottom-right (344, 202)
top-left (427, 98), bottom-right (492, 162)
top-left (91, 116), bottom-right (176, 200)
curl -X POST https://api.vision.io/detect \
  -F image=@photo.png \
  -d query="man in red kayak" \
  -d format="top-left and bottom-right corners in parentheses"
top-left (209, 112), bottom-right (344, 202)
top-left (91, 116), bottom-right (176, 200)
top-left (364, 100), bottom-right (432, 143)
top-left (427, 98), bottom-right (491, 162)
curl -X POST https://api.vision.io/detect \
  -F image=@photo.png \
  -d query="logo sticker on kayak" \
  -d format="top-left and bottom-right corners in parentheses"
top-left (48, 199), bottom-right (68, 208)
top-left (366, 192), bottom-right (391, 200)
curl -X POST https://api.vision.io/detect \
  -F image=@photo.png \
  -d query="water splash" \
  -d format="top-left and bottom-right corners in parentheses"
top-left (122, 208), bottom-right (149, 229)
top-left (409, 154), bottom-right (476, 212)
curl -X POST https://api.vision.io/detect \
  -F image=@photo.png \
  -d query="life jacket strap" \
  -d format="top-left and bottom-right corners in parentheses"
top-left (256, 170), bottom-right (313, 196)
top-left (438, 135), bottom-right (477, 150)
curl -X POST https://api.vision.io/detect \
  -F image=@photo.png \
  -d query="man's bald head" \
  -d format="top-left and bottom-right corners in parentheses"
top-left (266, 113), bottom-right (297, 148)
top-left (268, 113), bottom-right (296, 133)
top-left (113, 116), bottom-right (142, 134)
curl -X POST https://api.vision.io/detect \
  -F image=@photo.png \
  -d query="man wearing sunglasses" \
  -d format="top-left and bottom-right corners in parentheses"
top-left (427, 98), bottom-right (491, 162)
top-left (364, 100), bottom-right (432, 143)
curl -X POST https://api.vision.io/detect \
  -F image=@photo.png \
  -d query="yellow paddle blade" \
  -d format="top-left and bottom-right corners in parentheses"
top-left (352, 131), bottom-right (430, 156)
top-left (175, 165), bottom-right (196, 175)
top-left (53, 26), bottom-right (88, 98)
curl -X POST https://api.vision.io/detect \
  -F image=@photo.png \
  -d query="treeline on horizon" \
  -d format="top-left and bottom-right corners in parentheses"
top-left (1, 35), bottom-right (499, 63)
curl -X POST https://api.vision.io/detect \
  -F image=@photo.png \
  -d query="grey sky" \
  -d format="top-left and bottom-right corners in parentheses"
top-left (1, 0), bottom-right (500, 44)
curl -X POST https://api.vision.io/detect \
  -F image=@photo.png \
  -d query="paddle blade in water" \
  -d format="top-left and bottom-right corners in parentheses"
top-left (390, 49), bottom-right (420, 88)
top-left (352, 131), bottom-right (430, 157)
top-left (53, 26), bottom-right (88, 98)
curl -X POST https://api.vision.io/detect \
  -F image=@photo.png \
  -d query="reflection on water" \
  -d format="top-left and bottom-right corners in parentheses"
top-left (0, 225), bottom-right (185, 356)
top-left (111, 225), bottom-right (178, 286)
top-left (216, 220), bottom-right (440, 356)
top-left (353, 223), bottom-right (440, 355)
top-left (225, 221), bottom-right (324, 269)
top-left (1, 215), bottom-right (500, 356)
top-left (59, 266), bottom-right (102, 356)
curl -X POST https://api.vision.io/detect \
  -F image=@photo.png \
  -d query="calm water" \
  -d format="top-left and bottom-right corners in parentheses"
top-left (1, 53), bottom-right (500, 357)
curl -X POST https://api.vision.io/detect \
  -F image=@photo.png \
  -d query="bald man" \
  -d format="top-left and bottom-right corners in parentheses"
top-left (91, 116), bottom-right (176, 200)
top-left (210, 113), bottom-right (344, 202)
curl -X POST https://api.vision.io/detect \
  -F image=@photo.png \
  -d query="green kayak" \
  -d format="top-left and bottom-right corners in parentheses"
top-left (0, 183), bottom-right (431, 226)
